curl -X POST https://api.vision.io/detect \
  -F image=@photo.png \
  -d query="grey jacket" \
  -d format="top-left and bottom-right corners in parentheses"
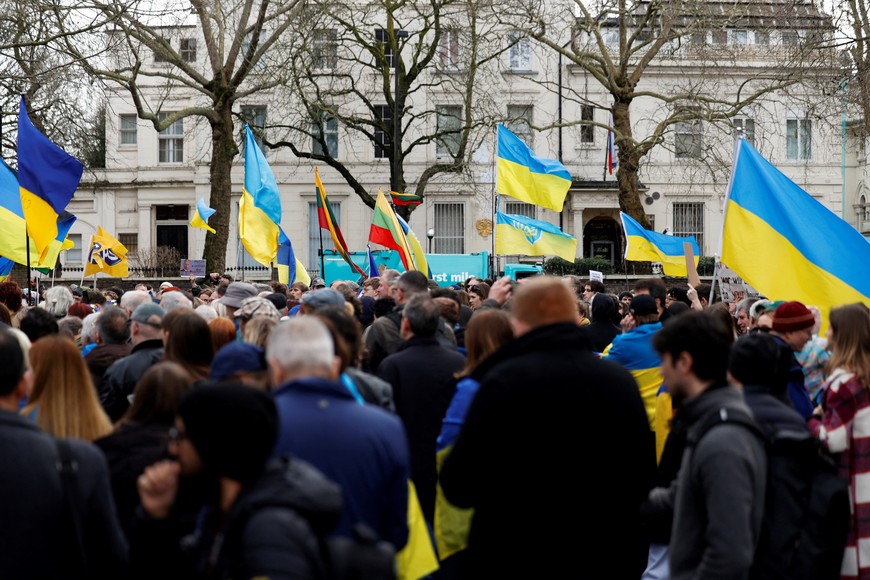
top-left (648, 386), bottom-right (767, 580)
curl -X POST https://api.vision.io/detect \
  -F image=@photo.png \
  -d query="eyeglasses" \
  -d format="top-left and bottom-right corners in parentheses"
top-left (168, 427), bottom-right (188, 444)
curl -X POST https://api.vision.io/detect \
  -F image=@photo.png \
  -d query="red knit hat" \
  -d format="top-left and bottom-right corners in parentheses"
top-left (772, 301), bottom-right (814, 332)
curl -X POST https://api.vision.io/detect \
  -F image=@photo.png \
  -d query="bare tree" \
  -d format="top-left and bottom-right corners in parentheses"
top-left (57, 0), bottom-right (305, 271)
top-left (266, 0), bottom-right (504, 219)
top-left (500, 0), bottom-right (836, 228)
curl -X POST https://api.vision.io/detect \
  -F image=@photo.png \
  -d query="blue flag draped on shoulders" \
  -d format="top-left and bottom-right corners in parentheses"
top-left (621, 212), bottom-right (699, 277)
top-left (496, 125), bottom-right (571, 212)
top-left (495, 211), bottom-right (577, 261)
top-left (18, 96), bottom-right (83, 263)
top-left (722, 139), bottom-right (870, 326)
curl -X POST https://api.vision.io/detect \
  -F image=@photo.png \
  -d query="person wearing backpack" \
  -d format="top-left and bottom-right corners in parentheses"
top-left (809, 303), bottom-right (870, 579)
top-left (646, 311), bottom-right (767, 579)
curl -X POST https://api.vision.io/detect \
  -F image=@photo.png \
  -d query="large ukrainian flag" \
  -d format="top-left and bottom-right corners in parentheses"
top-left (240, 125), bottom-right (281, 267)
top-left (18, 96), bottom-right (83, 263)
top-left (496, 125), bottom-right (571, 212)
top-left (621, 212), bottom-right (699, 277)
top-left (722, 139), bottom-right (870, 324)
top-left (0, 160), bottom-right (75, 269)
top-left (495, 211), bottom-right (577, 261)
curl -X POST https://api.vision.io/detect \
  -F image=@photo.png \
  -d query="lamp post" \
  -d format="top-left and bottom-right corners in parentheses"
top-left (426, 228), bottom-right (435, 254)
top-left (392, 29), bottom-right (409, 194)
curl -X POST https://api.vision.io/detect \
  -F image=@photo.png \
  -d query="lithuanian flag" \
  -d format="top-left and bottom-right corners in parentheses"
top-left (369, 190), bottom-right (416, 271)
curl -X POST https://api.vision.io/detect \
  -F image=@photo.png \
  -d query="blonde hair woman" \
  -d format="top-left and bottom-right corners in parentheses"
top-left (22, 335), bottom-right (112, 441)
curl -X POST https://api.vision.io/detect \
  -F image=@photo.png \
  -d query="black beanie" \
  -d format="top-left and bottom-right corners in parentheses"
top-left (728, 334), bottom-right (786, 396)
top-left (178, 384), bottom-right (278, 484)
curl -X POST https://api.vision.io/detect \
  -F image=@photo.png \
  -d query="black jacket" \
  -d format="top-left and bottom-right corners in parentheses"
top-left (440, 323), bottom-right (656, 578)
top-left (0, 409), bottom-right (128, 578)
top-left (131, 456), bottom-right (342, 580)
top-left (377, 336), bottom-right (465, 522)
top-left (580, 293), bottom-right (622, 352)
top-left (95, 422), bottom-right (171, 537)
top-left (85, 342), bottom-right (132, 392)
top-left (100, 339), bottom-right (164, 421)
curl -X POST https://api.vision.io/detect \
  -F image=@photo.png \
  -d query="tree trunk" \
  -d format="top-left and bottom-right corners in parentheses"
top-left (612, 99), bottom-right (652, 230)
top-left (203, 103), bottom-right (237, 273)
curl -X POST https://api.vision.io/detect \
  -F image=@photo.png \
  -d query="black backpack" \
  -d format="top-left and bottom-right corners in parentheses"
top-left (689, 406), bottom-right (850, 580)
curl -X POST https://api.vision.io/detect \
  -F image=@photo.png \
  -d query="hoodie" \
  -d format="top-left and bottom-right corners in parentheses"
top-left (579, 293), bottom-right (621, 353)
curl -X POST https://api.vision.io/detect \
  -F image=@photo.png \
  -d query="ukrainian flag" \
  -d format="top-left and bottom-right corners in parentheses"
top-left (0, 258), bottom-right (14, 282)
top-left (722, 139), bottom-right (870, 327)
top-left (240, 125), bottom-right (281, 267)
top-left (621, 212), bottom-right (699, 277)
top-left (601, 324), bottom-right (663, 432)
top-left (396, 214), bottom-right (430, 276)
top-left (18, 96), bottom-right (83, 263)
top-left (0, 160), bottom-right (75, 269)
top-left (496, 125), bottom-right (571, 212)
top-left (495, 211), bottom-right (577, 261)
top-left (190, 198), bottom-right (216, 234)
top-left (276, 228), bottom-right (310, 286)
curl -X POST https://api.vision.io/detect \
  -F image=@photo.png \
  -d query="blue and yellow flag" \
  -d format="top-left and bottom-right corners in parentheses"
top-left (84, 226), bottom-right (128, 277)
top-left (190, 198), bottom-right (216, 234)
top-left (0, 160), bottom-right (75, 269)
top-left (18, 96), bottom-right (83, 263)
top-left (495, 211), bottom-right (577, 261)
top-left (0, 258), bottom-right (14, 282)
top-left (496, 124), bottom-right (571, 212)
top-left (395, 214), bottom-right (430, 277)
top-left (240, 125), bottom-right (281, 267)
top-left (621, 212), bottom-right (699, 277)
top-left (722, 139), bottom-right (870, 328)
top-left (276, 228), bottom-right (310, 286)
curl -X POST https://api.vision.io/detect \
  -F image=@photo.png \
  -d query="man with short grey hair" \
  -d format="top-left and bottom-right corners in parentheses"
top-left (100, 303), bottom-right (166, 421)
top-left (377, 294), bottom-right (465, 524)
top-left (159, 291), bottom-right (193, 313)
top-left (85, 306), bottom-right (131, 391)
top-left (120, 290), bottom-right (153, 317)
top-left (268, 317), bottom-right (411, 550)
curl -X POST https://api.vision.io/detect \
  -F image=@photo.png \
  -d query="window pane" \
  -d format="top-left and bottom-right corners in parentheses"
top-left (508, 32), bottom-right (530, 70)
top-left (66, 233), bottom-right (82, 264)
top-left (434, 203), bottom-right (464, 254)
top-left (506, 104), bottom-right (533, 147)
top-left (800, 119), bottom-right (812, 160)
top-left (505, 201), bottom-right (535, 218)
top-left (673, 202), bottom-right (704, 253)
top-left (580, 105), bottom-right (594, 143)
top-left (436, 105), bottom-right (462, 156)
top-left (675, 117), bottom-right (702, 159)
top-left (754, 30), bottom-right (769, 45)
top-left (120, 114), bottom-right (137, 145)
top-left (312, 112), bottom-right (338, 158)
top-left (786, 119), bottom-right (798, 160)
top-left (376, 29), bottom-right (394, 67)
top-left (732, 30), bottom-right (747, 45)
top-left (241, 106), bottom-right (267, 152)
top-left (180, 38), bottom-right (196, 62)
top-left (313, 29), bottom-right (337, 69)
top-left (374, 105), bottom-right (391, 158)
top-left (439, 30), bottom-right (460, 71)
top-left (119, 233), bottom-right (139, 262)
top-left (158, 113), bottom-right (183, 163)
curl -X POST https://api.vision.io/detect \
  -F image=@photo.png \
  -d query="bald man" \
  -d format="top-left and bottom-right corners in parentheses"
top-left (440, 277), bottom-right (655, 579)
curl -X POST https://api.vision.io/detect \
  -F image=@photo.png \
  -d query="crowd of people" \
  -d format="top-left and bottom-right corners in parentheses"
top-left (0, 269), bottom-right (868, 579)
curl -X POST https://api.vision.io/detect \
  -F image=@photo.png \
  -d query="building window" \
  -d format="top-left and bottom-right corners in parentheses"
top-left (781, 30), bottom-right (800, 46)
top-left (241, 32), bottom-right (265, 70)
top-left (436, 105), bottom-right (462, 157)
top-left (733, 117), bottom-right (755, 146)
top-left (374, 104), bottom-right (391, 159)
top-left (157, 113), bottom-right (183, 163)
top-left (506, 104), bottom-right (533, 147)
top-left (120, 114), bottom-right (137, 146)
top-left (241, 105), bottom-right (267, 152)
top-left (859, 195), bottom-right (867, 231)
top-left (438, 30), bottom-right (460, 71)
top-left (375, 29), bottom-right (395, 67)
top-left (505, 200), bottom-right (535, 218)
top-left (155, 205), bottom-right (189, 256)
top-left (786, 117), bottom-right (812, 160)
top-left (646, 214), bottom-right (656, 231)
top-left (673, 202), bottom-right (704, 254)
top-left (434, 203), bottom-right (465, 254)
top-left (675, 111), bottom-right (703, 159)
top-left (118, 233), bottom-right (138, 262)
top-left (580, 105), bottom-right (594, 144)
top-left (180, 38), bottom-right (196, 62)
top-left (66, 233), bottom-right (82, 264)
top-left (312, 111), bottom-right (338, 157)
top-left (313, 29), bottom-right (337, 69)
top-left (691, 31), bottom-right (706, 46)
top-left (732, 29), bottom-right (748, 45)
top-left (711, 29), bottom-right (727, 44)
top-left (507, 32), bottom-right (531, 71)
top-left (308, 201), bottom-right (340, 272)
top-left (754, 30), bottom-right (769, 45)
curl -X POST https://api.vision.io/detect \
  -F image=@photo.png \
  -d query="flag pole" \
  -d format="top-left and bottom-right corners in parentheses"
top-left (25, 234), bottom-right (33, 306)
top-left (318, 222), bottom-right (325, 281)
top-left (491, 127), bottom-right (498, 279)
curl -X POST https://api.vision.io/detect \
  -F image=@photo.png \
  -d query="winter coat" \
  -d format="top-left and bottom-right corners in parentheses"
top-left (580, 293), bottom-right (621, 353)
top-left (378, 336), bottom-right (465, 522)
top-left (99, 339), bottom-right (164, 421)
top-left (0, 409), bottom-right (128, 578)
top-left (85, 343), bottom-right (132, 393)
top-left (131, 456), bottom-right (342, 580)
top-left (440, 322), bottom-right (656, 579)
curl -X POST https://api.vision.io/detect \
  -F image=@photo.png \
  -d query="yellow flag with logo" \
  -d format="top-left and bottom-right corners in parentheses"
top-left (84, 226), bottom-right (128, 277)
